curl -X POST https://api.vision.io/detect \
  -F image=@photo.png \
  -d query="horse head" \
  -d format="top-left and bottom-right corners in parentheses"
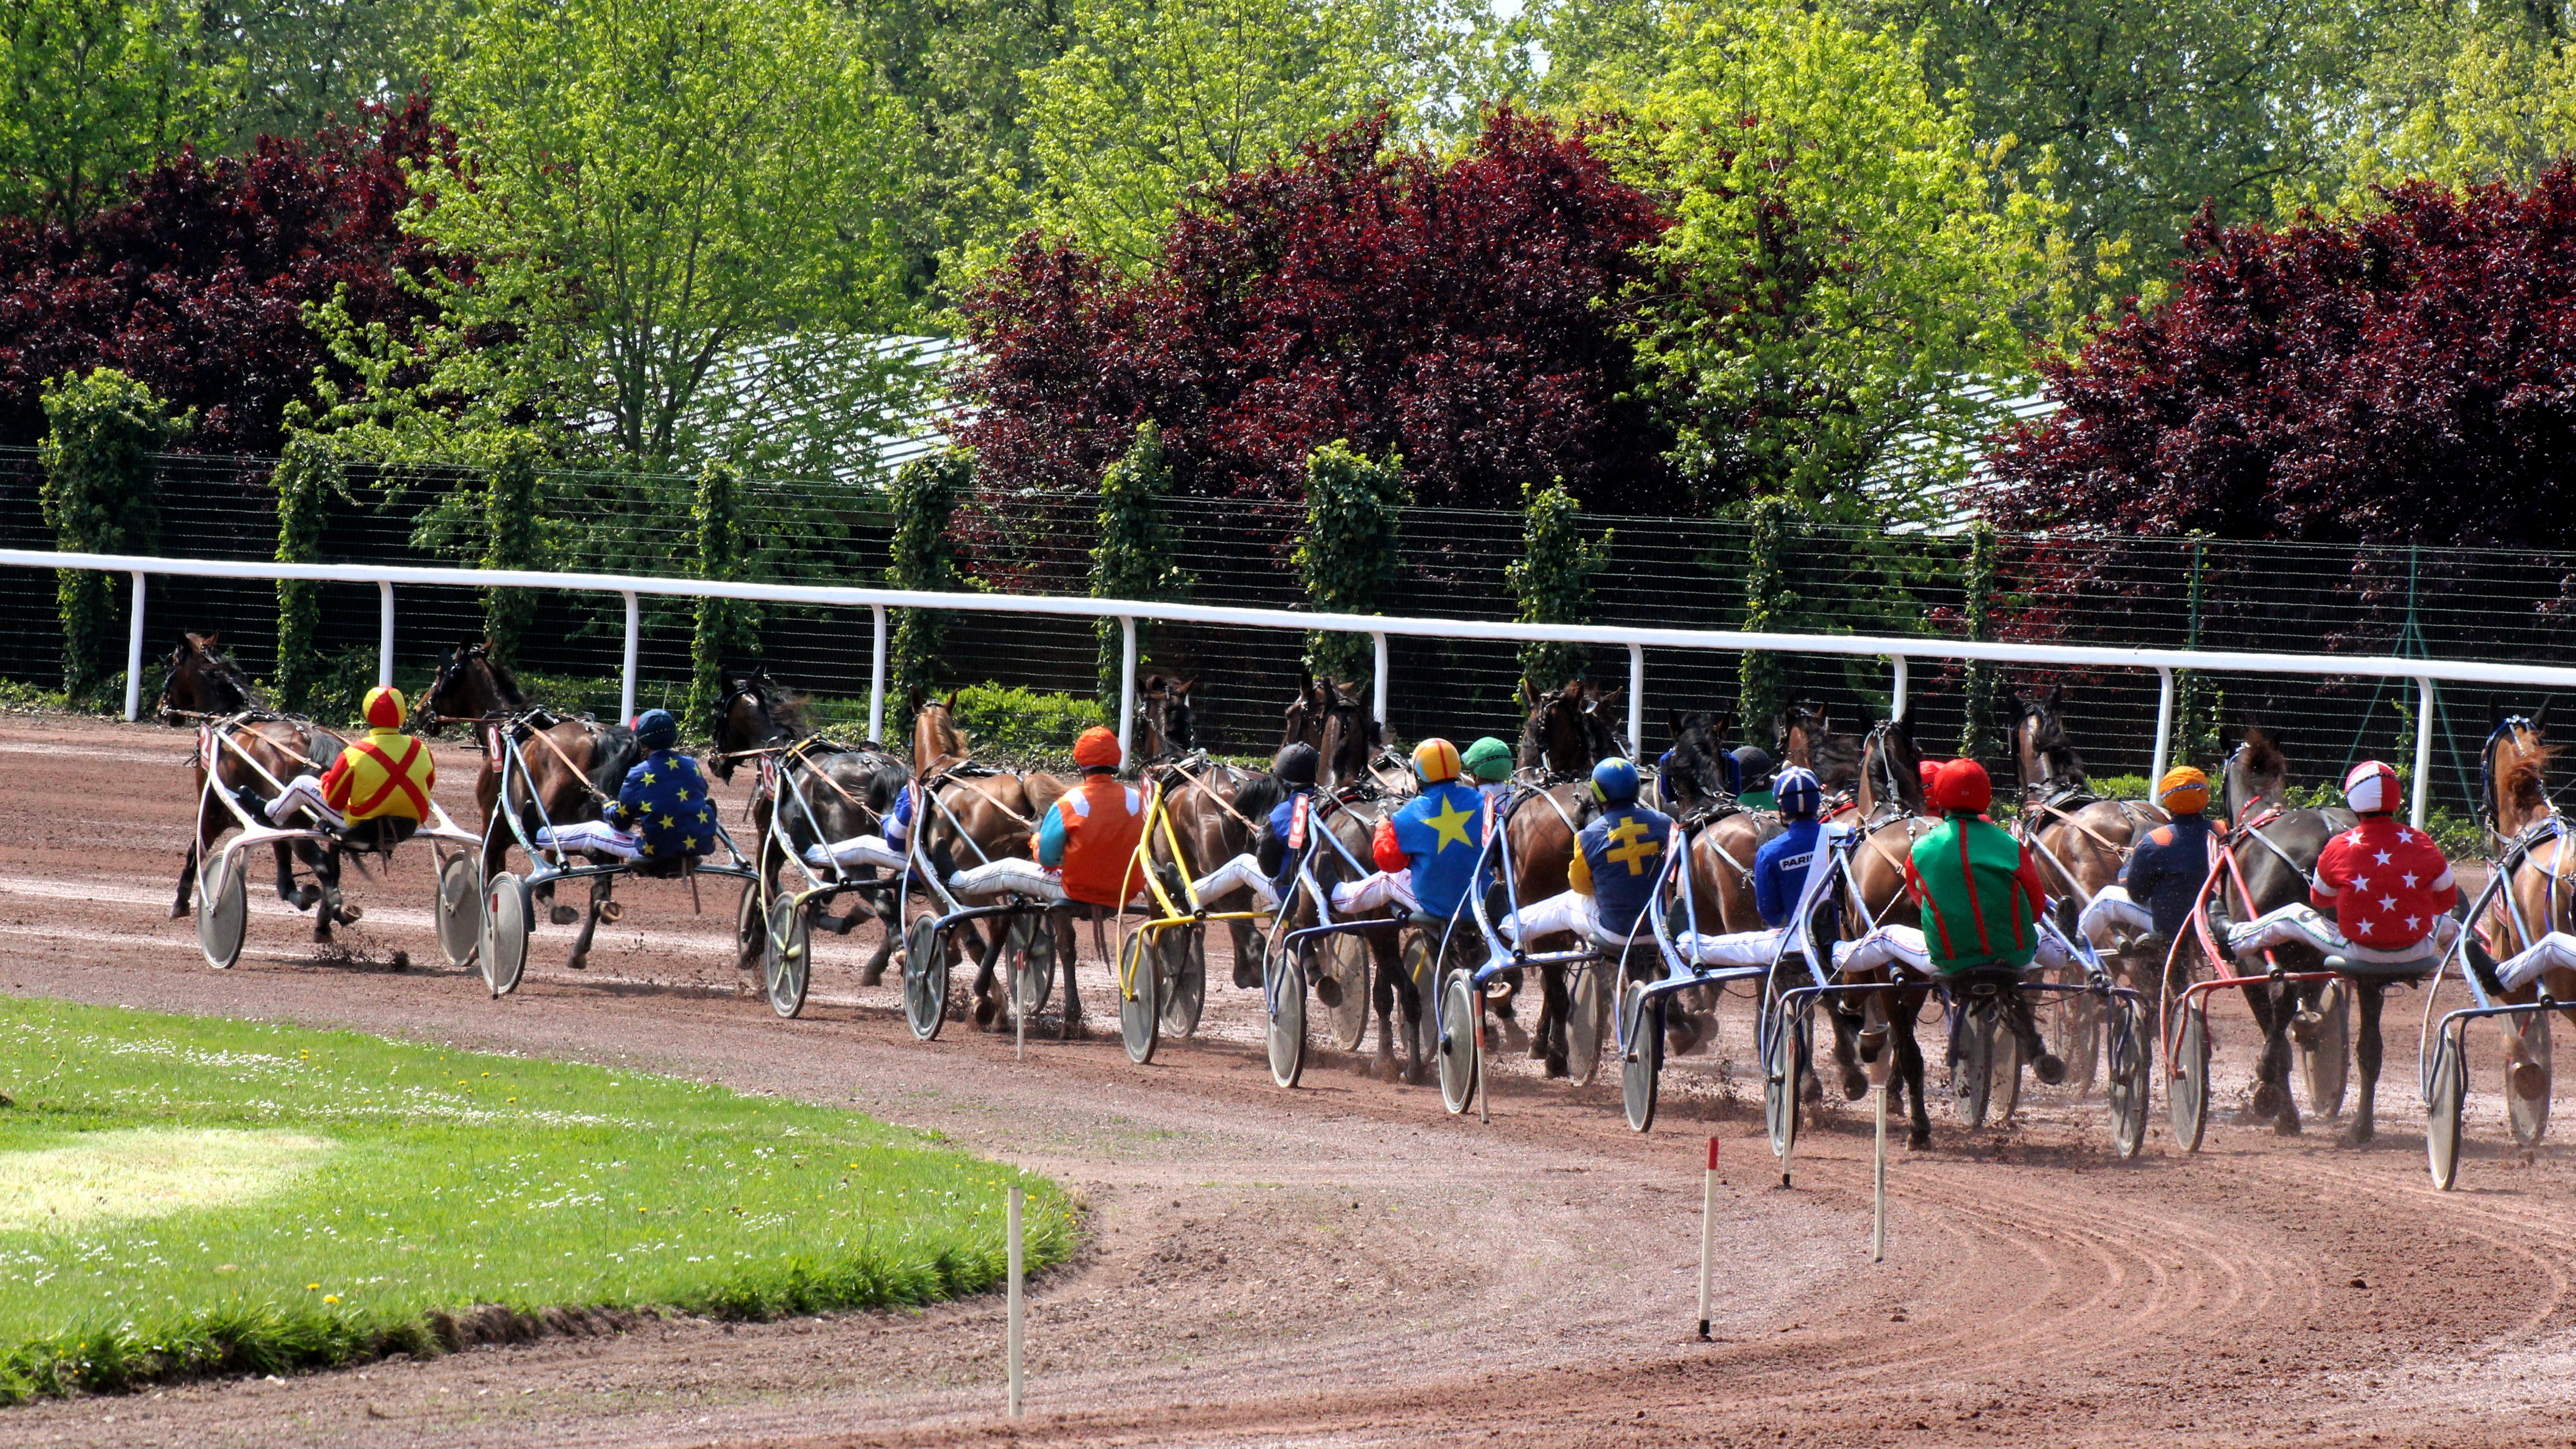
top-left (2482, 705), bottom-right (2556, 838)
top-left (156, 632), bottom-right (261, 721)
top-left (914, 692), bottom-right (968, 776)
top-left (2226, 724), bottom-right (2292, 821)
top-left (1660, 707), bottom-right (1737, 813)
top-left (2014, 683), bottom-right (2084, 797)
top-left (1280, 668), bottom-right (1328, 753)
top-left (1860, 714), bottom-right (1926, 820)
top-left (1780, 705), bottom-right (1858, 789)
top-left (707, 666), bottom-right (803, 783)
top-left (1136, 673), bottom-right (1198, 759)
top-left (1518, 679), bottom-right (1621, 778)
top-left (1315, 677), bottom-right (1378, 791)
top-left (414, 642), bottom-right (524, 735)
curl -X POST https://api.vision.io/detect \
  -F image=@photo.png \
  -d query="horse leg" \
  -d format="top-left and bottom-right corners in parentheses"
top-left (2241, 980), bottom-right (2301, 1134)
top-left (172, 794), bottom-right (217, 918)
top-left (857, 886), bottom-right (898, 986)
top-left (1365, 936), bottom-right (1399, 1080)
top-left (275, 839), bottom-right (316, 911)
top-left (565, 875), bottom-right (611, 970)
top-left (2345, 982), bottom-right (2385, 1146)
top-left (970, 922), bottom-right (1008, 1029)
top-left (1229, 920), bottom-right (1264, 990)
top-left (1537, 964), bottom-right (1571, 1078)
top-left (307, 842), bottom-right (343, 940)
top-left (2002, 989), bottom-right (2064, 1086)
top-left (1055, 911), bottom-right (1087, 1039)
top-left (1491, 967), bottom-right (1531, 1053)
top-left (1824, 1000), bottom-right (1868, 1102)
top-left (1898, 1002), bottom-right (1932, 1149)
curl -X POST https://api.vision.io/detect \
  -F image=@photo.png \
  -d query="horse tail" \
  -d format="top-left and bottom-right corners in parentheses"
top-left (1231, 774), bottom-right (1285, 827)
top-left (586, 725), bottom-right (641, 799)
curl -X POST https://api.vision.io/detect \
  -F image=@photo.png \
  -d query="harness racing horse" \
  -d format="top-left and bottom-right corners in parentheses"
top-left (2214, 726), bottom-right (2362, 1138)
top-left (412, 642), bottom-right (641, 970)
top-left (1654, 709), bottom-right (1777, 1056)
top-left (1500, 679), bottom-right (1624, 1075)
top-left (1132, 674), bottom-right (1198, 761)
top-left (2476, 710), bottom-right (2571, 1116)
top-left (1779, 705), bottom-right (1860, 794)
top-left (708, 669), bottom-right (909, 981)
top-left (1827, 714), bottom-right (1957, 1146)
top-left (161, 633), bottom-right (355, 937)
top-left (908, 697), bottom-right (1087, 1032)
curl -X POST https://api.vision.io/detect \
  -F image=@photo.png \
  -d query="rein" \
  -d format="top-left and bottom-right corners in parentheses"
top-left (1158, 755), bottom-right (1264, 837)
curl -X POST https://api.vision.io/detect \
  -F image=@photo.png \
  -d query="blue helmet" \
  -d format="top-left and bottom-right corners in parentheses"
top-left (1772, 765), bottom-right (1821, 819)
top-left (1590, 756), bottom-right (1641, 805)
top-left (634, 708), bottom-right (680, 749)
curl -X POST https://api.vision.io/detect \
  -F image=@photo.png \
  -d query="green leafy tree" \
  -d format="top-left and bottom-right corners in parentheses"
top-left (1608, 3), bottom-right (2054, 523)
top-left (188, 0), bottom-right (459, 148)
top-left (687, 459), bottom-right (761, 734)
top-left (38, 367), bottom-right (184, 702)
top-left (1956, 519), bottom-right (2001, 765)
top-left (270, 432), bottom-right (343, 714)
top-left (480, 430), bottom-right (544, 669)
top-left (1088, 421), bottom-right (1190, 703)
top-left (887, 448), bottom-right (968, 714)
top-left (1504, 478), bottom-right (1610, 691)
top-left (1294, 439), bottom-right (1405, 684)
top-left (0, 0), bottom-right (201, 225)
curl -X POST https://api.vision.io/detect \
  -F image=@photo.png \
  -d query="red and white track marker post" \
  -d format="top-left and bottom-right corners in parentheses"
top-left (1695, 1135), bottom-right (1718, 1341)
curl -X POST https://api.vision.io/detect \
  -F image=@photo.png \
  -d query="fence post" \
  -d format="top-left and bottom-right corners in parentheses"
top-left (123, 571), bottom-right (145, 721)
top-left (1373, 632), bottom-right (1389, 727)
top-left (2413, 677), bottom-right (2434, 827)
top-left (1627, 643), bottom-right (1644, 758)
top-left (1118, 616), bottom-right (1138, 762)
top-left (377, 581), bottom-right (395, 688)
top-left (1890, 655), bottom-right (1908, 722)
top-left (869, 604), bottom-right (888, 745)
top-left (620, 591), bottom-right (640, 724)
top-left (2151, 667), bottom-right (2174, 788)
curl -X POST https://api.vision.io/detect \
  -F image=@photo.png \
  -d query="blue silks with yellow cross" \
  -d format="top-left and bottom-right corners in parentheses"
top-left (1385, 780), bottom-right (1488, 919)
top-left (608, 747), bottom-right (718, 861)
top-left (1568, 801), bottom-right (1674, 937)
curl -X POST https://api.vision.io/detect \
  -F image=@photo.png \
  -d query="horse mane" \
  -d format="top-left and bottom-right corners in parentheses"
top-left (1233, 773), bottom-right (1286, 824)
top-left (2486, 717), bottom-right (2554, 827)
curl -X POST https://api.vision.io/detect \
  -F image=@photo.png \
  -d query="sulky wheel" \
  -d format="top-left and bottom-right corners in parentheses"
top-left (1990, 1014), bottom-right (2023, 1124)
top-left (1399, 930), bottom-right (1444, 1084)
top-left (763, 891), bottom-right (810, 1019)
top-left (1567, 962), bottom-right (1610, 1087)
top-left (1118, 929), bottom-right (1162, 1065)
top-left (1006, 912), bottom-right (1055, 1021)
top-left (1621, 981), bottom-right (1662, 1133)
top-left (1318, 931), bottom-right (1371, 1051)
top-left (2508, 1009), bottom-right (2552, 1148)
top-left (197, 849), bottom-right (249, 970)
top-left (435, 852), bottom-right (483, 968)
top-left (1957, 1009), bottom-right (1999, 1128)
top-left (1159, 925), bottom-right (1207, 1039)
top-left (2426, 1029), bottom-right (2467, 1190)
top-left (2299, 979), bottom-right (2350, 1121)
top-left (1268, 943), bottom-right (1309, 1088)
top-left (1438, 966), bottom-right (1479, 1115)
top-left (902, 915), bottom-right (949, 1041)
top-left (1763, 998), bottom-right (1806, 1168)
top-left (734, 879), bottom-right (766, 973)
top-left (2104, 995), bottom-right (2151, 1161)
top-left (478, 871), bottom-right (529, 997)
top-left (2171, 1002), bottom-right (2211, 1153)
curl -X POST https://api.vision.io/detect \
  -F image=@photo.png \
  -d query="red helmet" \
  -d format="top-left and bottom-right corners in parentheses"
top-left (2342, 759), bottom-right (2400, 815)
top-left (1073, 726), bottom-right (1123, 770)
top-left (1917, 759), bottom-right (1940, 794)
top-left (1928, 757), bottom-right (1993, 814)
top-left (362, 684), bottom-right (406, 730)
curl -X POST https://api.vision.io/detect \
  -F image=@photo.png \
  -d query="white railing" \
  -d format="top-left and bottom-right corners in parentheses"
top-left (14, 546), bottom-right (2576, 827)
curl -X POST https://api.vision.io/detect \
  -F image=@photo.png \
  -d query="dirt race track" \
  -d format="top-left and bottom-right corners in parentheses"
top-left (4, 713), bottom-right (2576, 1449)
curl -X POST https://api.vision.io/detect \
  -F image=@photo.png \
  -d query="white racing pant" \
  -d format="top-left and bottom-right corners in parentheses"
top-left (1671, 926), bottom-right (1790, 968)
top-left (1834, 924), bottom-right (2076, 977)
top-left (535, 820), bottom-right (642, 860)
top-left (2226, 903), bottom-right (2457, 968)
top-left (263, 774), bottom-right (346, 830)
top-left (805, 835), bottom-right (910, 874)
top-left (1502, 890), bottom-right (1645, 952)
top-left (946, 857), bottom-right (1069, 904)
top-left (1330, 868), bottom-right (1417, 915)
top-left (1192, 853), bottom-right (1281, 912)
top-left (2077, 886), bottom-right (2156, 952)
top-left (2496, 933), bottom-right (2576, 991)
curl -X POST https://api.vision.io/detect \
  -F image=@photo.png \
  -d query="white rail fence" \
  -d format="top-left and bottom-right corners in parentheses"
top-left (14, 546), bottom-right (2576, 828)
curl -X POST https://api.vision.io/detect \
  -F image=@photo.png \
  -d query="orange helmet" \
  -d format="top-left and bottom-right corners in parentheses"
top-left (362, 684), bottom-right (406, 730)
top-left (1928, 757), bottom-right (1993, 814)
top-left (1073, 726), bottom-right (1123, 770)
top-left (1411, 737), bottom-right (1462, 784)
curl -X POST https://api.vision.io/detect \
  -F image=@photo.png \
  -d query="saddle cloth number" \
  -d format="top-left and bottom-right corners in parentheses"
top-left (758, 755), bottom-right (778, 792)
top-left (1288, 796), bottom-right (1309, 850)
top-left (486, 728), bottom-right (507, 773)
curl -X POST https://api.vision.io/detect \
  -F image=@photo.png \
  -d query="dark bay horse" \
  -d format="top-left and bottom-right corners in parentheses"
top-left (909, 698), bottom-right (1087, 1031)
top-left (2216, 726), bottom-right (2360, 1138)
top-left (1133, 674), bottom-right (1198, 760)
top-left (1779, 705), bottom-right (1861, 795)
top-left (161, 634), bottom-right (353, 938)
top-left (1830, 715), bottom-right (1948, 1145)
top-left (1501, 679), bottom-right (1623, 1075)
top-left (2479, 709), bottom-right (2575, 1109)
top-left (413, 643), bottom-right (639, 970)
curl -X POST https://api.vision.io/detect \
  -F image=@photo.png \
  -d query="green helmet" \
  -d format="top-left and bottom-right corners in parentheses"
top-left (1462, 736), bottom-right (1514, 783)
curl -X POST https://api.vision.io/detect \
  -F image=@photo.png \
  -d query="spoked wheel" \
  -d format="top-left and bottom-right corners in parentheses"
top-left (2427, 1029), bottom-right (2467, 1190)
top-left (1956, 1008), bottom-right (2000, 1128)
top-left (763, 891), bottom-right (810, 1019)
top-left (1118, 929), bottom-right (1162, 1065)
top-left (1317, 932), bottom-right (1371, 1051)
top-left (1568, 962), bottom-right (1610, 1087)
top-left (2104, 995), bottom-right (2151, 1160)
top-left (2171, 1002), bottom-right (2211, 1153)
top-left (734, 879), bottom-right (766, 972)
top-left (1438, 966), bottom-right (1479, 1115)
top-left (478, 872), bottom-right (529, 997)
top-left (1005, 911), bottom-right (1056, 1022)
top-left (901, 914), bottom-right (949, 1041)
top-left (1763, 997), bottom-right (1807, 1168)
top-left (197, 849), bottom-right (249, 969)
top-left (2508, 1009), bottom-right (2552, 1147)
top-left (435, 852), bottom-right (483, 968)
top-left (1159, 925), bottom-right (1207, 1040)
top-left (1621, 981), bottom-right (1662, 1133)
top-left (1990, 1014), bottom-right (2022, 1124)
top-left (1398, 930), bottom-right (1444, 1084)
top-left (2299, 979), bottom-right (2350, 1120)
top-left (1268, 943), bottom-right (1309, 1088)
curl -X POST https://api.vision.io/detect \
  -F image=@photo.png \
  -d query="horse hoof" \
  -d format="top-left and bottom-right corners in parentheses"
top-left (1542, 1056), bottom-right (1569, 1080)
top-left (1059, 1015), bottom-right (1089, 1042)
top-left (2273, 1106), bottom-right (2303, 1137)
top-left (336, 901), bottom-right (363, 926)
top-left (2512, 1060), bottom-right (2550, 1100)
top-left (972, 993), bottom-right (1001, 1029)
top-left (1314, 975), bottom-right (1344, 1009)
top-left (2342, 1119), bottom-right (2376, 1147)
top-left (594, 900), bottom-right (624, 924)
top-left (550, 905), bottom-right (581, 926)
top-left (858, 965), bottom-right (886, 988)
top-left (1232, 960), bottom-right (1261, 989)
top-left (1907, 1128), bottom-right (1932, 1151)
top-left (2034, 1053), bottom-right (2067, 1087)
top-left (290, 885), bottom-right (321, 911)
top-left (566, 954), bottom-right (588, 971)
top-left (2250, 1081), bottom-right (2287, 1118)
top-left (2290, 1011), bottom-right (2324, 1048)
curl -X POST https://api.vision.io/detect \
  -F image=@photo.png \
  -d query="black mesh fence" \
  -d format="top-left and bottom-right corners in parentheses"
top-left (6, 448), bottom-right (2575, 820)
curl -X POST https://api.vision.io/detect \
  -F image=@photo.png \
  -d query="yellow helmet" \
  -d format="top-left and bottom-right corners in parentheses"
top-left (1411, 737), bottom-right (1462, 785)
top-left (2157, 765), bottom-right (2210, 814)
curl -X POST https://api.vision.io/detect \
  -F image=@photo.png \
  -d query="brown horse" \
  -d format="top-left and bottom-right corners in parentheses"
top-left (161, 633), bottom-right (354, 938)
top-left (1499, 678), bottom-right (1626, 1075)
top-left (2214, 725), bottom-right (2361, 1137)
top-left (1830, 716), bottom-right (1946, 1145)
top-left (1133, 674), bottom-right (1198, 760)
top-left (1517, 679), bottom-right (1622, 778)
top-left (909, 697), bottom-right (1088, 1031)
top-left (2477, 710), bottom-right (2571, 1112)
top-left (1779, 705), bottom-right (1861, 794)
top-left (412, 643), bottom-right (639, 970)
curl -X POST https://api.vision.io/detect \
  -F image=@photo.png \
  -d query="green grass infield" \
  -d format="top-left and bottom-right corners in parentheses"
top-left (0, 998), bottom-right (1074, 1403)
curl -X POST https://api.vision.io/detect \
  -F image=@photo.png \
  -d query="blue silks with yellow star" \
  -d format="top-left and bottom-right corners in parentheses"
top-left (607, 747), bottom-right (718, 861)
top-left (1387, 780), bottom-right (1487, 919)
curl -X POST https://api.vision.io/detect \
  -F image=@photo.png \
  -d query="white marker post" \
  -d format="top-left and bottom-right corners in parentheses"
top-left (1695, 1135), bottom-right (1719, 1340)
top-left (1871, 1084), bottom-right (1889, 1264)
top-left (1007, 1184), bottom-right (1025, 1418)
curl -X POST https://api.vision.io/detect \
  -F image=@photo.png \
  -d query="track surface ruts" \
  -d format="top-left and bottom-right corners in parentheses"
top-left (2, 713), bottom-right (2573, 1449)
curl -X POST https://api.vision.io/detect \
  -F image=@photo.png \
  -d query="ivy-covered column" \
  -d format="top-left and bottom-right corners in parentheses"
top-left (481, 432), bottom-right (545, 669)
top-left (1738, 495), bottom-right (1794, 749)
top-left (272, 433), bottom-right (343, 714)
top-left (1293, 440), bottom-right (1406, 686)
top-left (1506, 479), bottom-right (1610, 692)
top-left (38, 368), bottom-right (185, 704)
top-left (1957, 520), bottom-right (2000, 765)
top-left (687, 459), bottom-right (761, 734)
top-left (887, 449), bottom-right (968, 712)
top-left (1089, 422), bottom-right (1190, 704)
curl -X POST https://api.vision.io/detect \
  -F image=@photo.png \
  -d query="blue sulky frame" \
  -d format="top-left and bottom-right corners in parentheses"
top-left (474, 713), bottom-right (764, 1000)
top-left (2417, 826), bottom-right (2564, 1191)
top-left (892, 778), bottom-right (1069, 1046)
top-left (1274, 790), bottom-right (1413, 1091)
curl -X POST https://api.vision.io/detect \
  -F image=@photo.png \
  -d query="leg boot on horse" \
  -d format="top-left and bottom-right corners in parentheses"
top-left (2346, 982), bottom-right (2389, 1146)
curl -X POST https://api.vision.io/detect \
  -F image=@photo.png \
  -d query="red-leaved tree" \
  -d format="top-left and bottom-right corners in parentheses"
top-left (1985, 168), bottom-right (2576, 551)
top-left (0, 98), bottom-right (455, 457)
top-left (956, 107), bottom-right (1675, 580)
